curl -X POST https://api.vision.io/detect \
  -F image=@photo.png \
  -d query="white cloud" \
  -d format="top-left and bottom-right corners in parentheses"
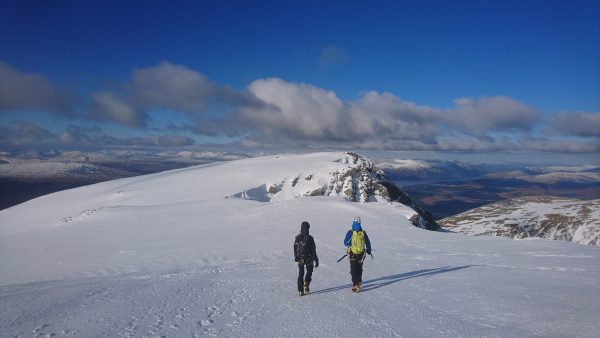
top-left (0, 122), bottom-right (195, 149)
top-left (347, 91), bottom-right (440, 141)
top-left (88, 61), bottom-right (263, 133)
top-left (549, 112), bottom-right (600, 137)
top-left (0, 121), bottom-right (54, 145)
top-left (126, 135), bottom-right (195, 147)
top-left (444, 96), bottom-right (540, 134)
top-left (89, 92), bottom-right (147, 127)
top-left (130, 61), bottom-right (215, 113)
top-left (2, 60), bottom-right (597, 153)
top-left (243, 78), bottom-right (345, 139)
top-left (0, 61), bottom-right (75, 116)
top-left (239, 79), bottom-right (540, 148)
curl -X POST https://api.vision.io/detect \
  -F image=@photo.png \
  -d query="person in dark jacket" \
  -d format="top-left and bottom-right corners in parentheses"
top-left (343, 216), bottom-right (372, 292)
top-left (294, 221), bottom-right (319, 296)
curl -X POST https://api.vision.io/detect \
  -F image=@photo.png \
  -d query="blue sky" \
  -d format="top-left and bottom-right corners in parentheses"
top-left (1, 0), bottom-right (599, 153)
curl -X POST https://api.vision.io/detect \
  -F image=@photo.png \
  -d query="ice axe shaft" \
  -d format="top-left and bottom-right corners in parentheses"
top-left (336, 253), bottom-right (348, 262)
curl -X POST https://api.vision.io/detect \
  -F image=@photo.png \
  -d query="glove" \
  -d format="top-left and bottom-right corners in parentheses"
top-left (298, 258), bottom-right (304, 265)
top-left (314, 258), bottom-right (319, 268)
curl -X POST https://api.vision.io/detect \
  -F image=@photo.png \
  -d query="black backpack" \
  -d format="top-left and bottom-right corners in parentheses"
top-left (295, 234), bottom-right (310, 260)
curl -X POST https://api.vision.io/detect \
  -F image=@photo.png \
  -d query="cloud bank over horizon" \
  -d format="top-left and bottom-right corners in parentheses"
top-left (0, 121), bottom-right (195, 149)
top-left (1, 60), bottom-right (598, 153)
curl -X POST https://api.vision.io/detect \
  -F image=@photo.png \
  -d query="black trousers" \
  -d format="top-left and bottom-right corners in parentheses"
top-left (349, 252), bottom-right (365, 285)
top-left (297, 262), bottom-right (314, 292)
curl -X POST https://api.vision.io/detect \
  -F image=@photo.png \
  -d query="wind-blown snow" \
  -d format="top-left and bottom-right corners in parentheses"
top-left (1, 152), bottom-right (599, 337)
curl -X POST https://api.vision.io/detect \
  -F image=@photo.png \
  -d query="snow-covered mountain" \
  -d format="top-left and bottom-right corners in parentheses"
top-left (1, 152), bottom-right (598, 337)
top-left (440, 196), bottom-right (600, 246)
top-left (230, 152), bottom-right (438, 230)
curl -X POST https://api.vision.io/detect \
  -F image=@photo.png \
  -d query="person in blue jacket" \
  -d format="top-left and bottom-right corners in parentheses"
top-left (343, 216), bottom-right (372, 292)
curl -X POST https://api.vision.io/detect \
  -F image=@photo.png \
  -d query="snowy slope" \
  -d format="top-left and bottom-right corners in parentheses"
top-left (1, 152), bottom-right (599, 337)
top-left (439, 196), bottom-right (600, 246)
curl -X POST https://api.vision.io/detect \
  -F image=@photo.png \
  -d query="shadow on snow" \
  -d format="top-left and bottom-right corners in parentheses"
top-left (310, 265), bottom-right (473, 295)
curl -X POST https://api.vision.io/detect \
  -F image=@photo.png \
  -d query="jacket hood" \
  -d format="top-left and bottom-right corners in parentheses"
top-left (352, 221), bottom-right (362, 231)
top-left (300, 221), bottom-right (310, 235)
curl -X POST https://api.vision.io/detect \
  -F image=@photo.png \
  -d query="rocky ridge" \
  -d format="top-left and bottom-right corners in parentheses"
top-left (239, 152), bottom-right (439, 230)
top-left (439, 196), bottom-right (600, 246)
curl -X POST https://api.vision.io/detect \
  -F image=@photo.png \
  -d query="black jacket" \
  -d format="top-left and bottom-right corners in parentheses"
top-left (294, 221), bottom-right (318, 264)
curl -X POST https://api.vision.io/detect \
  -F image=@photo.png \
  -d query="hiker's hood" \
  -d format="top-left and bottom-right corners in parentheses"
top-left (300, 221), bottom-right (310, 235)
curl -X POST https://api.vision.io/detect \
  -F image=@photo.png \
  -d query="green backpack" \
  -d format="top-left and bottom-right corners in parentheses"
top-left (350, 230), bottom-right (365, 254)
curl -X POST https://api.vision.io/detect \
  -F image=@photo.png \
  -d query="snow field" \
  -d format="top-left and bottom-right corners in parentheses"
top-left (1, 152), bottom-right (599, 337)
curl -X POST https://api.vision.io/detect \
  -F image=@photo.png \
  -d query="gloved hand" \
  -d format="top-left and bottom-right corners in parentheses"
top-left (298, 258), bottom-right (304, 265)
top-left (314, 258), bottom-right (319, 268)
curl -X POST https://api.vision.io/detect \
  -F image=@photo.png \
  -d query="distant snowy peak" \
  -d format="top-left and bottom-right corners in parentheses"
top-left (520, 172), bottom-right (600, 184)
top-left (0, 159), bottom-right (133, 180)
top-left (439, 196), bottom-right (600, 246)
top-left (482, 171), bottom-right (600, 184)
top-left (0, 150), bottom-right (247, 180)
top-left (377, 159), bottom-right (433, 171)
top-left (231, 152), bottom-right (439, 230)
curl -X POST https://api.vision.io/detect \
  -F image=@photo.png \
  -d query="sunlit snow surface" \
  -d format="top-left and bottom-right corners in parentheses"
top-left (1, 152), bottom-right (598, 337)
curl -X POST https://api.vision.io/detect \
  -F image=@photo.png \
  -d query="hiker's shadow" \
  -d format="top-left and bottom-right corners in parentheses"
top-left (310, 266), bottom-right (473, 295)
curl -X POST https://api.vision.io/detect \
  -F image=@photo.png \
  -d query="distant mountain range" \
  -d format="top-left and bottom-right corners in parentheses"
top-left (0, 149), bottom-right (249, 180)
top-left (379, 159), bottom-right (600, 220)
top-left (439, 196), bottom-right (600, 246)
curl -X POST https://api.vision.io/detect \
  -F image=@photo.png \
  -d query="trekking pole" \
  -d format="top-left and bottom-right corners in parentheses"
top-left (336, 253), bottom-right (348, 262)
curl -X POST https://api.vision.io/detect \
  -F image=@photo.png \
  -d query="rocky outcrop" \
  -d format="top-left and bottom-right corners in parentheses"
top-left (258, 152), bottom-right (440, 231)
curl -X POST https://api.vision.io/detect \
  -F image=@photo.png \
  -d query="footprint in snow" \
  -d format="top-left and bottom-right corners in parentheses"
top-left (56, 208), bottom-right (101, 225)
top-left (199, 319), bottom-right (213, 326)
